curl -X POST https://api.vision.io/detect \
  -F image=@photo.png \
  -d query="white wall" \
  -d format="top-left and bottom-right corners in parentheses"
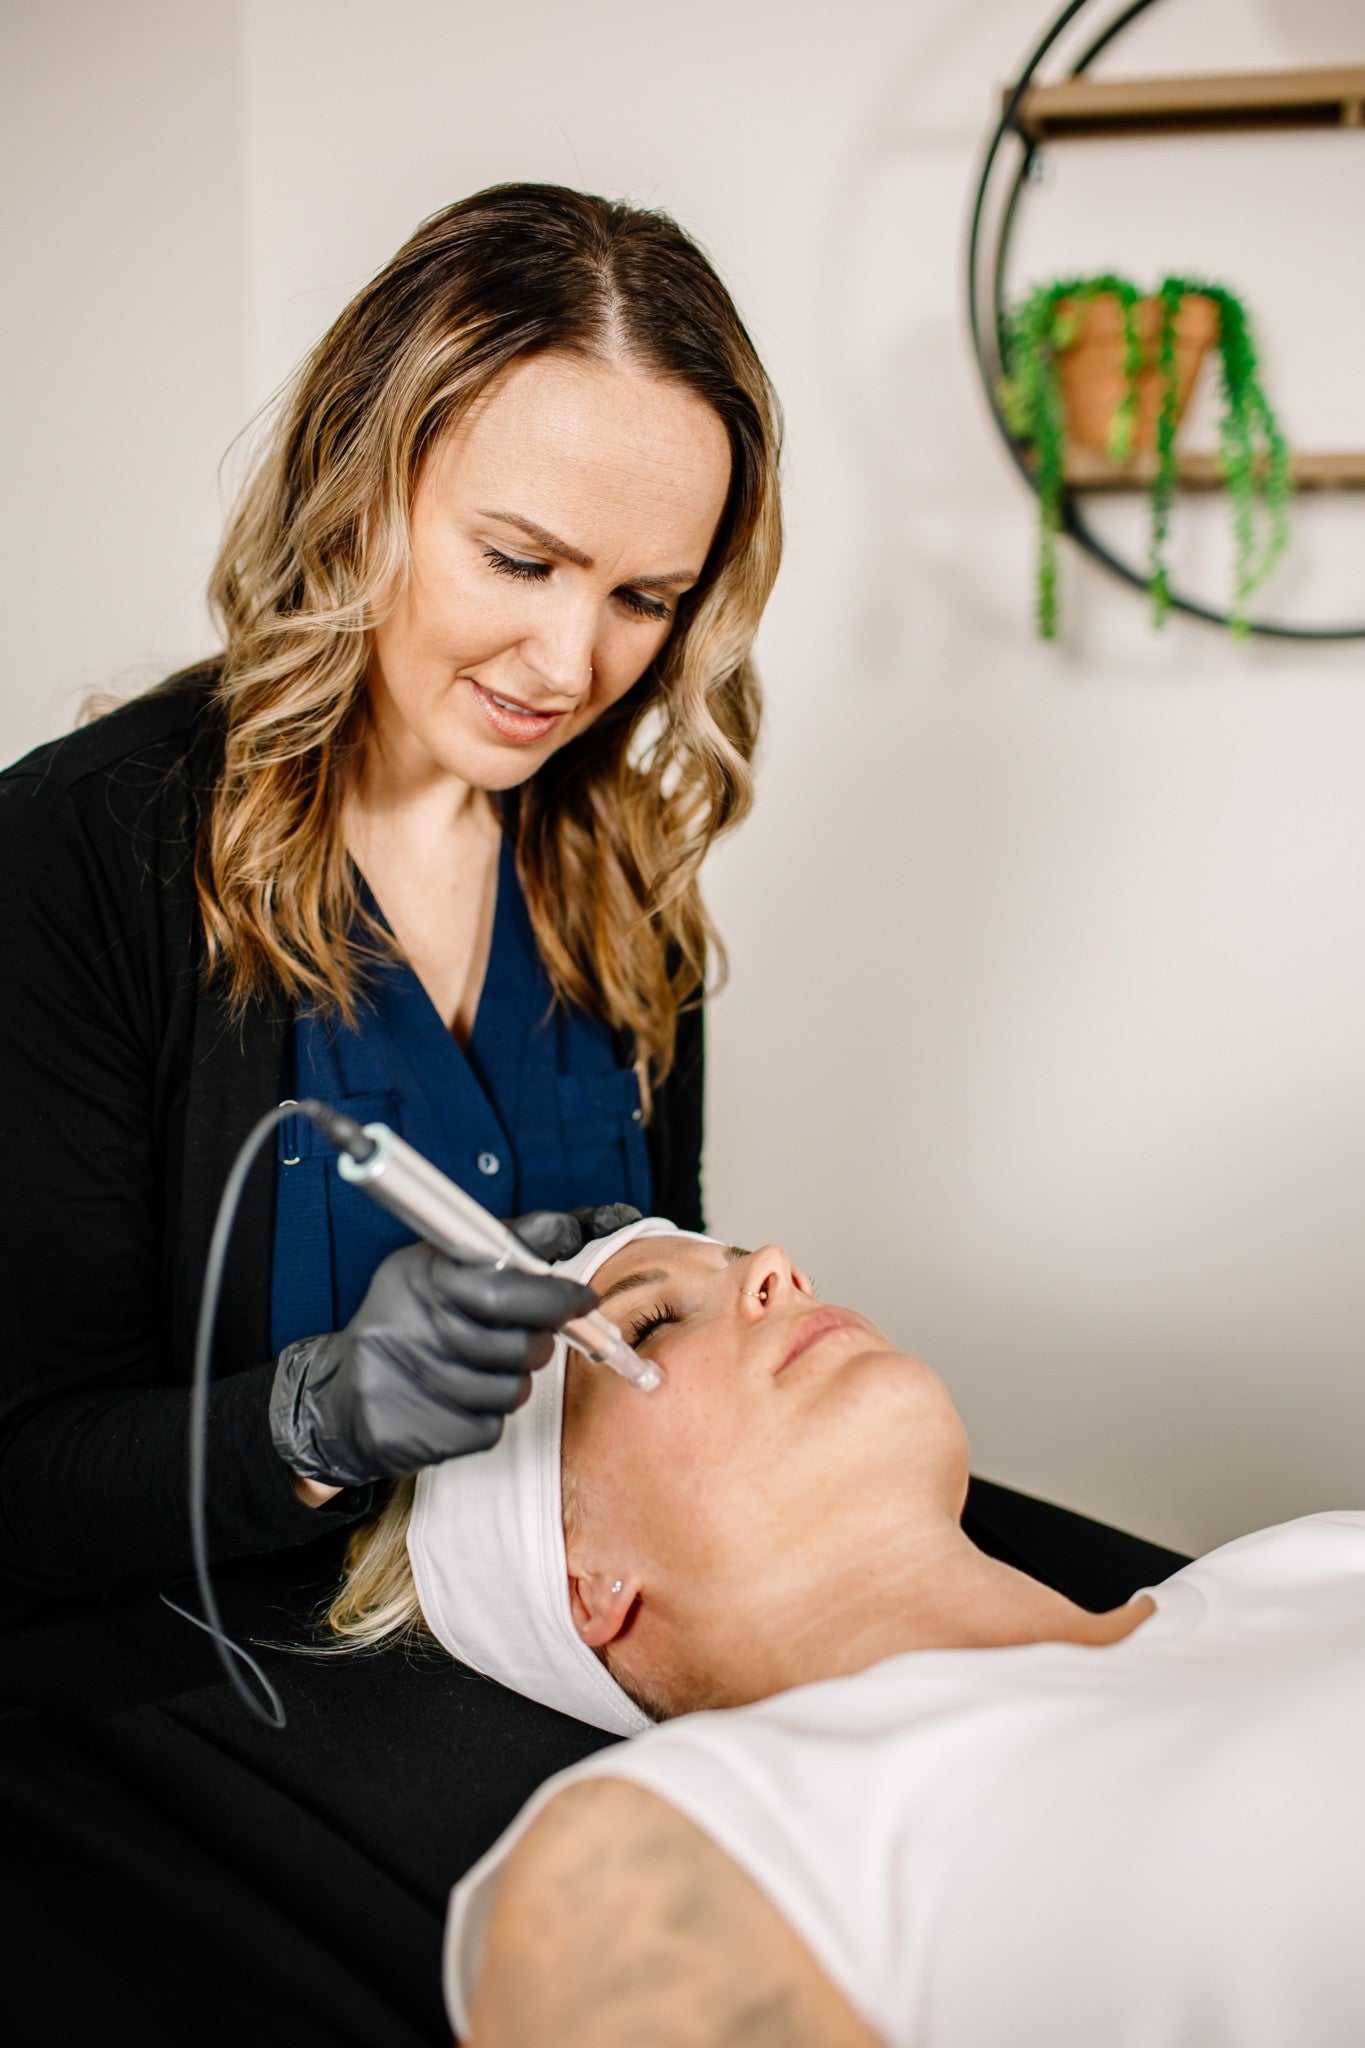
top-left (4, 0), bottom-right (1363, 1553)
top-left (2, 0), bottom-right (243, 757)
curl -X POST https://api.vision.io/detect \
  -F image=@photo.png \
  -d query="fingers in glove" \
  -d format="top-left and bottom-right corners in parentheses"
top-left (422, 1365), bottom-right (533, 1417)
top-left (507, 1203), bottom-right (644, 1264)
top-left (571, 1202), bottom-right (643, 1243)
top-left (508, 1209), bottom-right (584, 1263)
top-left (422, 1254), bottom-right (599, 1331)
top-left (389, 1308), bottom-right (558, 1381)
top-left (431, 1411), bottom-right (505, 1457)
top-left (433, 1324), bottom-right (556, 1381)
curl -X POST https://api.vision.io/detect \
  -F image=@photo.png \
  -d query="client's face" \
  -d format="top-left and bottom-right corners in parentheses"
top-left (562, 1236), bottom-right (969, 1707)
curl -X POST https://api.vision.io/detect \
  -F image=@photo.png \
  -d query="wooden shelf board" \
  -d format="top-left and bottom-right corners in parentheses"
top-left (1011, 64), bottom-right (1365, 141)
top-left (1061, 450), bottom-right (1365, 492)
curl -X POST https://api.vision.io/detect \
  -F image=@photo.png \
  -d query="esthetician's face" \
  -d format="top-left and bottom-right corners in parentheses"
top-left (366, 351), bottom-right (732, 789)
top-left (562, 1237), bottom-right (968, 1653)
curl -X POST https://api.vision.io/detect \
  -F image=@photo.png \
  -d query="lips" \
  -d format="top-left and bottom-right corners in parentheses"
top-left (468, 679), bottom-right (567, 746)
top-left (774, 1308), bottom-right (862, 1377)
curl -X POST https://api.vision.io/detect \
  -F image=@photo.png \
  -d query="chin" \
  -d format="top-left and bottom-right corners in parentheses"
top-left (426, 709), bottom-right (569, 792)
top-left (804, 1364), bottom-right (971, 1528)
top-left (463, 739), bottom-right (563, 792)
top-left (811, 1343), bottom-right (957, 1435)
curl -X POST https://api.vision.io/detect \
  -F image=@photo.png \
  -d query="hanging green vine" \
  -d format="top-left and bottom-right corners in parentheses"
top-left (1148, 279), bottom-right (1182, 625)
top-left (998, 273), bottom-right (1293, 640)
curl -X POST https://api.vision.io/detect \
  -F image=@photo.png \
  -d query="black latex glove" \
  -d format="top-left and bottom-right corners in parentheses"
top-left (269, 1203), bottom-right (642, 1488)
top-left (510, 1203), bottom-right (644, 1265)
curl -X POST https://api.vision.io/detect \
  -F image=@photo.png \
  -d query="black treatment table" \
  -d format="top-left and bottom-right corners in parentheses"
top-left (0, 1482), bottom-right (1188, 2045)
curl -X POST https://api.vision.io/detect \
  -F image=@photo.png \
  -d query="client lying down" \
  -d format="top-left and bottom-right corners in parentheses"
top-left (331, 1219), bottom-right (1365, 2047)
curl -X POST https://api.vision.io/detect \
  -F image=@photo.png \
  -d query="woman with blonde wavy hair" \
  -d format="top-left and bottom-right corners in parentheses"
top-left (0, 183), bottom-right (782, 2043)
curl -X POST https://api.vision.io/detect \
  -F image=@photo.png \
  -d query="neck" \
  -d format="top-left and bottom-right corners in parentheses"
top-left (348, 673), bottom-right (494, 845)
top-left (700, 1517), bottom-right (1153, 1707)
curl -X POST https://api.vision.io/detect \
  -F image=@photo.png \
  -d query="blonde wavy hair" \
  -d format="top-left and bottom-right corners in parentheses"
top-left (200, 182), bottom-right (782, 1085)
top-left (325, 1476), bottom-right (427, 1653)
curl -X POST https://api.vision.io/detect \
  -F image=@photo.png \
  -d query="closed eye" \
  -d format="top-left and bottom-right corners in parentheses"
top-left (483, 545), bottom-right (549, 583)
top-left (623, 1299), bottom-right (680, 1351)
top-left (615, 587), bottom-right (673, 624)
top-left (482, 545), bottom-right (673, 624)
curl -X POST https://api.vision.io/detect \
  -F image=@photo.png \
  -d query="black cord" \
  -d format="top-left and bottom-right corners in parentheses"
top-left (157, 1589), bottom-right (288, 1725)
top-left (164, 1101), bottom-right (295, 1728)
top-left (165, 1096), bottom-right (373, 1730)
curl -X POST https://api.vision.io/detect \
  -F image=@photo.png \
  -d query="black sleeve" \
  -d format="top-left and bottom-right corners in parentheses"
top-left (645, 1000), bottom-right (706, 1232)
top-left (0, 772), bottom-right (360, 1610)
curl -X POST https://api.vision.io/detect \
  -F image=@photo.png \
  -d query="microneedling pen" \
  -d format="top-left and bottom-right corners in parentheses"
top-left (181, 1095), bottom-right (662, 1738)
top-left (312, 1109), bottom-right (662, 1394)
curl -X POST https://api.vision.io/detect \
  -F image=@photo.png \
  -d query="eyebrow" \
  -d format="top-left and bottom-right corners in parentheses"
top-left (595, 1244), bottom-right (750, 1308)
top-left (476, 508), bottom-right (700, 591)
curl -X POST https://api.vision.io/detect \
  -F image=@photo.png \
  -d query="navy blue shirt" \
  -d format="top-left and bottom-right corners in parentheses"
top-left (271, 839), bottom-right (651, 1351)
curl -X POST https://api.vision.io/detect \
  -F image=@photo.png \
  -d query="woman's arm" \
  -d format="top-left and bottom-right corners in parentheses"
top-left (467, 1778), bottom-right (878, 2048)
top-left (0, 741), bottom-right (345, 1606)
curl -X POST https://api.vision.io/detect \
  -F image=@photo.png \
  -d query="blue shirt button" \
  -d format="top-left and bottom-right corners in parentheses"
top-left (476, 1151), bottom-right (501, 1176)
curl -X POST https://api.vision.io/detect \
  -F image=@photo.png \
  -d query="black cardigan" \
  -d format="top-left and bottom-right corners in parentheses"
top-left (0, 670), bottom-right (705, 1617)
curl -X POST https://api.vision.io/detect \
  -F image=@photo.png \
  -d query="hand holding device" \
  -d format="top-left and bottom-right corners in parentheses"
top-left (269, 1239), bottom-right (599, 1488)
top-left (330, 1120), bottom-right (661, 1393)
top-left (189, 1099), bottom-right (649, 1725)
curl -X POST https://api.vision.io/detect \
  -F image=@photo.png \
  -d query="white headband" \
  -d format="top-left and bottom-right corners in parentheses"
top-left (408, 1217), bottom-right (715, 1736)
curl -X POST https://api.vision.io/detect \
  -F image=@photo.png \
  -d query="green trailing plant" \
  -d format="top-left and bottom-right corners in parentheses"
top-left (999, 274), bottom-right (1292, 640)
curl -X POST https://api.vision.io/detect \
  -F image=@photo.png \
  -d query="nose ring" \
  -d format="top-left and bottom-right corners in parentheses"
top-left (740, 1287), bottom-right (767, 1301)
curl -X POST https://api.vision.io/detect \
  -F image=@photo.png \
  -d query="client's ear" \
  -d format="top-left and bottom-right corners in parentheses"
top-left (568, 1570), bottom-right (639, 1649)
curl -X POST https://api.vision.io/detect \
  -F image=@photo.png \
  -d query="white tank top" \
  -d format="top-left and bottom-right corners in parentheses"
top-left (447, 1514), bottom-right (1365, 2046)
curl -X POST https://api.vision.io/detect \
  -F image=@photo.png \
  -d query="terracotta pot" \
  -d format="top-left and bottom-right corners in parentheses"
top-left (1056, 293), bottom-right (1220, 456)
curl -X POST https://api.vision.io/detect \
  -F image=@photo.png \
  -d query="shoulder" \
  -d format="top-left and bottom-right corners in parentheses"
top-left (467, 1774), bottom-right (876, 2048)
top-left (1, 659), bottom-right (221, 795)
top-left (0, 661), bottom-right (223, 870)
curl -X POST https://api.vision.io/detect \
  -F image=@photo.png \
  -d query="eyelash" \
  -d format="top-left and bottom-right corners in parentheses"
top-left (622, 1298), bottom-right (680, 1351)
top-left (482, 546), bottom-right (673, 624)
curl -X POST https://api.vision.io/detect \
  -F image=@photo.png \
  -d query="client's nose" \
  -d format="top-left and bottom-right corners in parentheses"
top-left (736, 1246), bottom-right (814, 1316)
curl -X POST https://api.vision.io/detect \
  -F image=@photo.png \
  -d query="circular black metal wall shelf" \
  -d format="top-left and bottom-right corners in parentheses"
top-left (966, 0), bottom-right (1365, 641)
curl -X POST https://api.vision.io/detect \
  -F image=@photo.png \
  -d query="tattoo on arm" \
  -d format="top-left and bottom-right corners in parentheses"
top-left (468, 1777), bottom-right (878, 2047)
